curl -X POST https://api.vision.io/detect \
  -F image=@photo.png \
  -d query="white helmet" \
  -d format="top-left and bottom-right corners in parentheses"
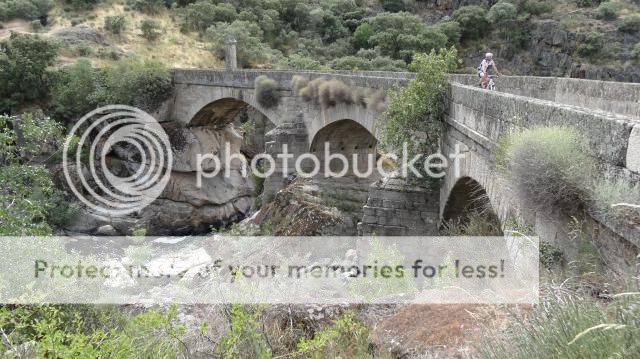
top-left (485, 52), bottom-right (494, 59)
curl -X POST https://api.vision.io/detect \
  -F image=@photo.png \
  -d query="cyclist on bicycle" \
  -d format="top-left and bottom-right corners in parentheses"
top-left (478, 53), bottom-right (501, 89)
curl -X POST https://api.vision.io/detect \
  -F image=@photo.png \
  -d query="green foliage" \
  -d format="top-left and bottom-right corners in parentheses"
top-left (577, 31), bottom-right (603, 57)
top-left (575, 0), bottom-right (602, 7)
top-left (217, 305), bottom-right (271, 359)
top-left (331, 55), bottom-right (370, 70)
top-left (0, 305), bottom-right (188, 357)
top-left (128, 0), bottom-right (165, 14)
top-left (379, 47), bottom-right (457, 183)
top-left (255, 75), bottom-right (280, 108)
top-left (285, 53), bottom-right (325, 70)
top-left (381, 0), bottom-right (404, 12)
top-left (487, 1), bottom-right (518, 27)
top-left (0, 33), bottom-right (58, 114)
top-left (494, 126), bottom-right (595, 212)
top-left (634, 43), bottom-right (640, 61)
top-left (452, 5), bottom-right (489, 40)
top-left (596, 1), bottom-right (618, 20)
top-left (539, 240), bottom-right (564, 270)
top-left (359, 12), bottom-right (448, 63)
top-left (523, 0), bottom-right (553, 16)
top-left (104, 15), bottom-right (126, 34)
top-left (619, 15), bottom-right (640, 33)
top-left (206, 20), bottom-right (280, 67)
top-left (180, 1), bottom-right (237, 32)
top-left (65, 0), bottom-right (101, 10)
top-left (140, 18), bottom-right (162, 41)
top-left (435, 19), bottom-right (462, 47)
top-left (0, 113), bottom-right (64, 235)
top-left (477, 294), bottom-right (640, 358)
top-left (296, 313), bottom-right (369, 358)
top-left (49, 59), bottom-right (99, 121)
top-left (0, 0), bottom-right (52, 21)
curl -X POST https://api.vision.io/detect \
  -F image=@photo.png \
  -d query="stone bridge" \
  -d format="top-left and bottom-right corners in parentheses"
top-left (162, 69), bottom-right (639, 276)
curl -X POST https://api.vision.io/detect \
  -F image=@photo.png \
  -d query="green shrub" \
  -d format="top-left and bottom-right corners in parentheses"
top-left (523, 0), bottom-right (553, 15)
top-left (71, 42), bottom-right (93, 56)
top-left (360, 12), bottom-right (448, 62)
top-left (452, 5), bottom-right (489, 40)
top-left (494, 126), bottom-right (594, 212)
top-left (0, 33), bottom-right (58, 113)
top-left (50, 59), bottom-right (99, 121)
top-left (487, 1), bottom-right (518, 27)
top-left (104, 15), bottom-right (126, 34)
top-left (129, 0), bottom-right (164, 14)
top-left (206, 20), bottom-right (279, 68)
top-left (0, 305), bottom-right (188, 357)
top-left (331, 55), bottom-right (371, 70)
top-left (381, 0), bottom-right (404, 12)
top-left (140, 18), bottom-right (162, 41)
top-left (435, 19), bottom-right (462, 47)
top-left (0, 113), bottom-right (64, 235)
top-left (619, 15), bottom-right (640, 33)
top-left (380, 47), bottom-right (457, 184)
top-left (634, 43), bottom-right (640, 60)
top-left (254, 75), bottom-right (280, 108)
top-left (596, 2), bottom-right (618, 20)
top-left (285, 53), bottom-right (324, 70)
top-left (65, 0), bottom-right (101, 10)
top-left (217, 305), bottom-right (271, 358)
top-left (576, 31), bottom-right (603, 57)
top-left (96, 47), bottom-right (121, 60)
top-left (296, 313), bottom-right (369, 358)
top-left (180, 1), bottom-right (237, 32)
top-left (575, 0), bottom-right (602, 7)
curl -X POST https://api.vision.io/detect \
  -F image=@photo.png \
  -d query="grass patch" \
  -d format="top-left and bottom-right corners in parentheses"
top-left (476, 291), bottom-right (640, 358)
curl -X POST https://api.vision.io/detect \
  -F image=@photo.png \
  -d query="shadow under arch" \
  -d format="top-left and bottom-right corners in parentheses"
top-left (442, 176), bottom-right (502, 234)
top-left (310, 119), bottom-right (378, 176)
top-left (189, 97), bottom-right (275, 129)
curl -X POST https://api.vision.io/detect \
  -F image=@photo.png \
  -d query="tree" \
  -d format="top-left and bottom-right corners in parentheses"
top-left (206, 20), bottom-right (280, 67)
top-left (180, 1), bottom-right (238, 32)
top-left (50, 59), bottom-right (100, 121)
top-left (0, 113), bottom-right (64, 235)
top-left (380, 47), bottom-right (458, 185)
top-left (0, 33), bottom-right (58, 114)
top-left (365, 12), bottom-right (448, 62)
top-left (452, 5), bottom-right (489, 40)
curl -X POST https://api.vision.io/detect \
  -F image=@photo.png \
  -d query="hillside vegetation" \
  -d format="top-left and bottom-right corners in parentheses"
top-left (0, 0), bottom-right (638, 80)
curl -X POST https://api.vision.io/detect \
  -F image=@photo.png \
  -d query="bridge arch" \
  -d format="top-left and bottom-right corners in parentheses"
top-left (310, 119), bottom-right (378, 176)
top-left (175, 85), bottom-right (281, 128)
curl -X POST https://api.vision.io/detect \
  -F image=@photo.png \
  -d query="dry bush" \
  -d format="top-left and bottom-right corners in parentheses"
top-left (295, 76), bottom-right (386, 110)
top-left (318, 79), bottom-right (354, 107)
top-left (366, 89), bottom-right (387, 112)
top-left (298, 77), bottom-right (326, 102)
top-left (255, 75), bottom-right (280, 108)
top-left (291, 75), bottom-right (308, 95)
top-left (495, 126), bottom-right (594, 212)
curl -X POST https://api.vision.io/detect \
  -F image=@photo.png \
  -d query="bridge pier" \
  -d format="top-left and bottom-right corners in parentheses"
top-left (358, 178), bottom-right (440, 236)
top-left (262, 114), bottom-right (309, 201)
